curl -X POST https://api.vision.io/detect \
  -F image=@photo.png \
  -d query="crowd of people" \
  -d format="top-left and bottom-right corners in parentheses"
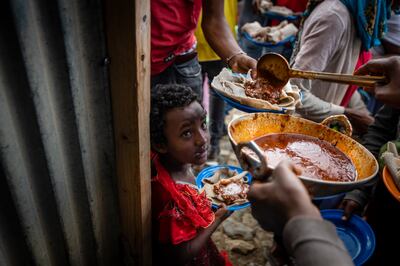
top-left (149, 0), bottom-right (400, 265)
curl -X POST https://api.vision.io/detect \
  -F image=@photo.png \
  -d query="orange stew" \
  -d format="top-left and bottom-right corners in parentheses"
top-left (254, 133), bottom-right (356, 182)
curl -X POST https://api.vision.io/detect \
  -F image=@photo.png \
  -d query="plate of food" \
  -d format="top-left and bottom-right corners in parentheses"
top-left (241, 20), bottom-right (298, 47)
top-left (211, 68), bottom-right (301, 114)
top-left (196, 165), bottom-right (252, 211)
top-left (321, 209), bottom-right (375, 266)
top-left (214, 89), bottom-right (287, 113)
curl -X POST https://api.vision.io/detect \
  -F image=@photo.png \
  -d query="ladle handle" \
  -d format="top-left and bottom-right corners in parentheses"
top-left (236, 141), bottom-right (272, 180)
top-left (290, 69), bottom-right (387, 88)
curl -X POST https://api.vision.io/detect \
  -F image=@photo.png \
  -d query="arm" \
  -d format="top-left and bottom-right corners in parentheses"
top-left (161, 207), bottom-right (230, 265)
top-left (202, 0), bottom-right (257, 74)
top-left (355, 56), bottom-right (400, 109)
top-left (248, 161), bottom-right (353, 265)
top-left (247, 161), bottom-right (321, 234)
top-left (283, 217), bottom-right (354, 266)
top-left (296, 87), bottom-right (345, 122)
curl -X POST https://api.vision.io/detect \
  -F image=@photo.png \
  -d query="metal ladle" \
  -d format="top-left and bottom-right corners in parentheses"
top-left (257, 53), bottom-right (387, 88)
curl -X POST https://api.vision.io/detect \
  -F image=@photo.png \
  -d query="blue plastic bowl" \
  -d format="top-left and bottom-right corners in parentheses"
top-left (321, 209), bottom-right (376, 266)
top-left (196, 165), bottom-right (252, 211)
top-left (214, 89), bottom-right (287, 113)
top-left (214, 88), bottom-right (303, 114)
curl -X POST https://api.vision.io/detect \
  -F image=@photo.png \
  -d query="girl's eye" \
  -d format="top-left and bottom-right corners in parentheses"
top-left (201, 121), bottom-right (207, 130)
top-left (181, 131), bottom-right (192, 138)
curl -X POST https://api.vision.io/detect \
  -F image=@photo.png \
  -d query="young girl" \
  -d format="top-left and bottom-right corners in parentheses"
top-left (150, 84), bottom-right (232, 266)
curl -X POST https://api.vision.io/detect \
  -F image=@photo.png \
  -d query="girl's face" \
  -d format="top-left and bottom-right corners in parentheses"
top-left (161, 101), bottom-right (209, 165)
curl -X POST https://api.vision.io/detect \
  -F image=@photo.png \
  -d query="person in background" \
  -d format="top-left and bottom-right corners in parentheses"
top-left (248, 160), bottom-right (354, 266)
top-left (339, 9), bottom-right (400, 217)
top-left (290, 0), bottom-right (395, 135)
top-left (150, 84), bottom-right (232, 265)
top-left (367, 11), bottom-right (400, 114)
top-left (338, 56), bottom-right (400, 265)
top-left (194, 0), bottom-right (237, 161)
top-left (249, 56), bottom-right (400, 266)
top-left (238, 0), bottom-right (308, 60)
top-left (238, 0), bottom-right (268, 59)
top-left (373, 11), bottom-right (400, 56)
top-left (151, 0), bottom-right (256, 99)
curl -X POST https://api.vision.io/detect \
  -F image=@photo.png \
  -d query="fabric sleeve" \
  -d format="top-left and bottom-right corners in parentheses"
top-left (291, 10), bottom-right (347, 121)
top-left (296, 87), bottom-right (345, 122)
top-left (283, 216), bottom-right (354, 266)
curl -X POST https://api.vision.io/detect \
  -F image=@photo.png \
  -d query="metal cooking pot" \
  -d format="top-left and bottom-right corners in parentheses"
top-left (228, 113), bottom-right (379, 198)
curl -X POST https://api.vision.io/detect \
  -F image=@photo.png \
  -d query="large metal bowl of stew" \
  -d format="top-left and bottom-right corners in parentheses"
top-left (228, 113), bottom-right (378, 198)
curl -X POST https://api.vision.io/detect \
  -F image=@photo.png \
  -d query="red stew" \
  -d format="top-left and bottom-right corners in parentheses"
top-left (244, 79), bottom-right (283, 104)
top-left (254, 133), bottom-right (356, 182)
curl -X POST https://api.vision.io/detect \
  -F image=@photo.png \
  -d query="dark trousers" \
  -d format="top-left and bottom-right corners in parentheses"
top-left (151, 56), bottom-right (203, 100)
top-left (200, 60), bottom-right (226, 151)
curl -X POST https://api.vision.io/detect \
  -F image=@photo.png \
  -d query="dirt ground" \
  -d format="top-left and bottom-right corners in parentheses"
top-left (201, 109), bottom-right (274, 266)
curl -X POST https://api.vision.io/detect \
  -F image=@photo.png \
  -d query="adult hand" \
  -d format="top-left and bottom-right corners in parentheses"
top-left (247, 161), bottom-right (321, 235)
top-left (344, 108), bottom-right (374, 135)
top-left (338, 199), bottom-right (362, 221)
top-left (229, 53), bottom-right (257, 79)
top-left (355, 56), bottom-right (400, 107)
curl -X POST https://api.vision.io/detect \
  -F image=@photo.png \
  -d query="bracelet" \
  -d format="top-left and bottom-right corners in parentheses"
top-left (226, 51), bottom-right (246, 67)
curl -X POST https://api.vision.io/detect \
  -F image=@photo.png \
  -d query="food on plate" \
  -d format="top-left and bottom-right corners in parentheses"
top-left (241, 20), bottom-right (298, 43)
top-left (211, 68), bottom-right (301, 112)
top-left (253, 133), bottom-right (357, 182)
top-left (200, 168), bottom-right (250, 206)
top-left (244, 78), bottom-right (282, 104)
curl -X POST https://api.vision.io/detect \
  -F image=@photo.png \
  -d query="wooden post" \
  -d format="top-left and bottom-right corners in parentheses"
top-left (104, 0), bottom-right (151, 265)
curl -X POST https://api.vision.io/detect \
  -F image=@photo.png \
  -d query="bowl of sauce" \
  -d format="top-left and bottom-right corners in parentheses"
top-left (228, 113), bottom-right (378, 197)
top-left (254, 133), bottom-right (356, 182)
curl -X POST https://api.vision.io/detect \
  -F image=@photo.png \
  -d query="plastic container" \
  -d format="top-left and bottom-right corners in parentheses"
top-left (321, 209), bottom-right (376, 266)
top-left (196, 165), bottom-right (252, 211)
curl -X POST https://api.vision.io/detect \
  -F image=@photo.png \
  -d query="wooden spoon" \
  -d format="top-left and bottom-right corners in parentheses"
top-left (257, 53), bottom-right (387, 88)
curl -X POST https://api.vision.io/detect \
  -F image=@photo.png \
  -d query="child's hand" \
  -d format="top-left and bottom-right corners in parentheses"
top-left (214, 204), bottom-right (232, 222)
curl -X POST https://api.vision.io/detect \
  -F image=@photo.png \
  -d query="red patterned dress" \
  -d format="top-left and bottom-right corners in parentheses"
top-left (151, 153), bottom-right (232, 266)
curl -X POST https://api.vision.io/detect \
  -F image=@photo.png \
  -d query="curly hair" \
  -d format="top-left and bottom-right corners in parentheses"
top-left (151, 84), bottom-right (200, 146)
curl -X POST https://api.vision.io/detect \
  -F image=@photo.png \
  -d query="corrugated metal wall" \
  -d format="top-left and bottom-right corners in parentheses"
top-left (0, 0), bottom-right (120, 265)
